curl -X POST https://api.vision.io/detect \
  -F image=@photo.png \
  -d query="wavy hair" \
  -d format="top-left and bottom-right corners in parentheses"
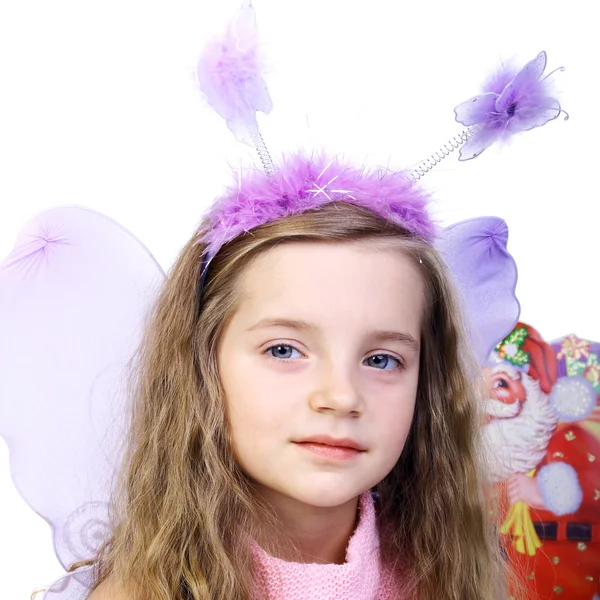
top-left (91, 202), bottom-right (520, 600)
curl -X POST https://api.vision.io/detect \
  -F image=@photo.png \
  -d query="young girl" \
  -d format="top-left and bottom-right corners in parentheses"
top-left (87, 195), bottom-right (511, 600)
top-left (0, 4), bottom-right (567, 599)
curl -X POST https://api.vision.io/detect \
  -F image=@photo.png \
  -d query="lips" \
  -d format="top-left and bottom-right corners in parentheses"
top-left (293, 435), bottom-right (366, 452)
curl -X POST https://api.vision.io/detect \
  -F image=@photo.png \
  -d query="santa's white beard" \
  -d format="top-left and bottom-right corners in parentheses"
top-left (482, 375), bottom-right (559, 483)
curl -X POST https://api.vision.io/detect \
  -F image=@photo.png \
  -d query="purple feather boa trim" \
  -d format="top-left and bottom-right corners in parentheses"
top-left (198, 152), bottom-right (436, 259)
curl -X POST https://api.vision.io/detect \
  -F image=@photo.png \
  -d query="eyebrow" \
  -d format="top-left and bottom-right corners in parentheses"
top-left (247, 318), bottom-right (420, 353)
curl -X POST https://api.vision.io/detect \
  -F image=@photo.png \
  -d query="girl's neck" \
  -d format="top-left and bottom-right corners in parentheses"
top-left (254, 487), bottom-right (360, 564)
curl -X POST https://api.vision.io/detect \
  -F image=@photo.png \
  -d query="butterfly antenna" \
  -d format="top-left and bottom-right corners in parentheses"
top-left (542, 65), bottom-right (566, 81)
top-left (407, 127), bottom-right (474, 182)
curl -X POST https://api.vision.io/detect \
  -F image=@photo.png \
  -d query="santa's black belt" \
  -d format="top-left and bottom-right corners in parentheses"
top-left (532, 521), bottom-right (592, 542)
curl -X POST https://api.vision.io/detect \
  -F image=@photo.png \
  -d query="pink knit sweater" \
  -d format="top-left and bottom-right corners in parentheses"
top-left (251, 492), bottom-right (401, 599)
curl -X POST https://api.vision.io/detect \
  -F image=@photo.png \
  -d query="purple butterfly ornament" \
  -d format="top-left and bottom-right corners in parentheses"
top-left (196, 1), bottom-right (272, 147)
top-left (454, 51), bottom-right (568, 160)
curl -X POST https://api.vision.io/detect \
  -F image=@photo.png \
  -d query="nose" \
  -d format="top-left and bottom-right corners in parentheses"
top-left (308, 361), bottom-right (364, 416)
top-left (488, 371), bottom-right (526, 405)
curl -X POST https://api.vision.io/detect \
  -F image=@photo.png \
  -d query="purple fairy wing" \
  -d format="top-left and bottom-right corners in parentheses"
top-left (0, 207), bottom-right (165, 598)
top-left (454, 92), bottom-right (498, 127)
top-left (435, 217), bottom-right (520, 365)
top-left (42, 567), bottom-right (95, 600)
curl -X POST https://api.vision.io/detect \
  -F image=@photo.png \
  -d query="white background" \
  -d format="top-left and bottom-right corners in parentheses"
top-left (0, 0), bottom-right (597, 597)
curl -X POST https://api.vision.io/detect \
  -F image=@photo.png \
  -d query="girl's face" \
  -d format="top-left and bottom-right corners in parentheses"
top-left (218, 241), bottom-right (424, 508)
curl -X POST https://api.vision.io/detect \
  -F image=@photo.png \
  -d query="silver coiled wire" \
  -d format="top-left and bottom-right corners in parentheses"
top-left (250, 129), bottom-right (276, 177)
top-left (407, 127), bottom-right (474, 182)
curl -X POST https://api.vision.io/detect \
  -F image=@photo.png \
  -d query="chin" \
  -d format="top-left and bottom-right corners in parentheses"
top-left (284, 479), bottom-right (373, 509)
top-left (300, 492), bottom-right (359, 508)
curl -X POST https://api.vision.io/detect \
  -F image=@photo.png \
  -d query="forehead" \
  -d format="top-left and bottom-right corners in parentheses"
top-left (236, 241), bottom-right (425, 335)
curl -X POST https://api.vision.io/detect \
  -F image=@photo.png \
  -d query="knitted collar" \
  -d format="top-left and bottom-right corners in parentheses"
top-left (251, 492), bottom-right (383, 599)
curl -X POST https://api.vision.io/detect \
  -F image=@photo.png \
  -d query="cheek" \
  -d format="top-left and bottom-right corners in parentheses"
top-left (379, 399), bottom-right (416, 447)
top-left (370, 380), bottom-right (418, 459)
top-left (223, 361), bottom-right (298, 452)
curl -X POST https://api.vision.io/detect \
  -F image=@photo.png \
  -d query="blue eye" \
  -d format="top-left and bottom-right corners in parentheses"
top-left (267, 344), bottom-right (303, 360)
top-left (364, 354), bottom-right (402, 370)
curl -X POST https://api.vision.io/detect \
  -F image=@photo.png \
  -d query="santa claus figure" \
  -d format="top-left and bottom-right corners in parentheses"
top-left (483, 322), bottom-right (600, 599)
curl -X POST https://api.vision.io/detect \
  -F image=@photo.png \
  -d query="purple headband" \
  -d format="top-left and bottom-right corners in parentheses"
top-left (198, 152), bottom-right (436, 262)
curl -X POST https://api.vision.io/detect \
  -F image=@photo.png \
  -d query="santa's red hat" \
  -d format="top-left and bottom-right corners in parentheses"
top-left (491, 322), bottom-right (558, 394)
top-left (519, 323), bottom-right (558, 394)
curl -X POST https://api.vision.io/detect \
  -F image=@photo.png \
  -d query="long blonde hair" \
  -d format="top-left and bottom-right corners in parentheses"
top-left (93, 202), bottom-right (518, 599)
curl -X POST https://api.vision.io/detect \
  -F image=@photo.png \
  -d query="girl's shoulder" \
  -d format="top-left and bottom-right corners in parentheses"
top-left (86, 578), bottom-right (129, 600)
